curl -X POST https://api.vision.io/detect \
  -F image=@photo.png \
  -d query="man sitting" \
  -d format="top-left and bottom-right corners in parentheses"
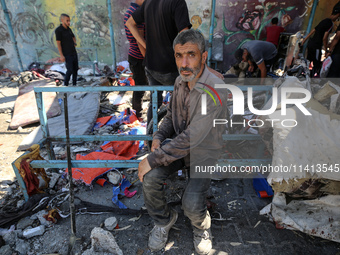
top-left (138, 29), bottom-right (226, 254)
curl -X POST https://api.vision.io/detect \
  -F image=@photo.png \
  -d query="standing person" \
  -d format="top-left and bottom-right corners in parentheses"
top-left (138, 30), bottom-right (226, 254)
top-left (266, 17), bottom-right (285, 47)
top-left (300, 5), bottom-right (340, 77)
top-left (234, 40), bottom-right (277, 81)
top-left (326, 23), bottom-right (340, 77)
top-left (124, 0), bottom-right (147, 118)
top-left (55, 14), bottom-right (78, 86)
top-left (125, 0), bottom-right (192, 125)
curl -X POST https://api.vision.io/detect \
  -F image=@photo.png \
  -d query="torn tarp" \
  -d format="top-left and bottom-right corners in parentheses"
top-left (101, 140), bottom-right (139, 158)
top-left (260, 193), bottom-right (340, 243)
top-left (66, 151), bottom-right (132, 185)
top-left (94, 116), bottom-right (113, 129)
top-left (96, 108), bottom-right (139, 128)
top-left (66, 139), bottom-right (139, 185)
top-left (112, 177), bottom-right (137, 209)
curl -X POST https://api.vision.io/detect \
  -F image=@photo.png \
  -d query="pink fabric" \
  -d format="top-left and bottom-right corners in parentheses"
top-left (124, 189), bottom-right (137, 198)
top-left (10, 80), bottom-right (61, 129)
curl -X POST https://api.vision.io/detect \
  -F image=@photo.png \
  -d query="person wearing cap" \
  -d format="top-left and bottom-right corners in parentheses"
top-left (300, 4), bottom-right (340, 77)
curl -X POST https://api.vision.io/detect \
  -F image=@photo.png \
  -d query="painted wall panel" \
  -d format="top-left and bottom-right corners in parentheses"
top-left (1, 0), bottom-right (340, 72)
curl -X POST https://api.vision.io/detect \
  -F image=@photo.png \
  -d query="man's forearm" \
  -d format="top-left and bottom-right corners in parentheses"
top-left (126, 16), bottom-right (146, 49)
top-left (301, 29), bottom-right (315, 46)
top-left (323, 32), bottom-right (330, 50)
top-left (56, 41), bottom-right (64, 57)
top-left (137, 29), bottom-right (146, 56)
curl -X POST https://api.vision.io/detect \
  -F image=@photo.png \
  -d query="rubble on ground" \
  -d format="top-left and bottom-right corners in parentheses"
top-left (1, 60), bottom-right (340, 254)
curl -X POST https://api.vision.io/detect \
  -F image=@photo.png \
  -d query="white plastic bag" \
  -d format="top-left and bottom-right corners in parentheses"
top-left (320, 56), bottom-right (332, 78)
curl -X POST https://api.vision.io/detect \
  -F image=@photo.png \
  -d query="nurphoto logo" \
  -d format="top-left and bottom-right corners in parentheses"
top-left (201, 84), bottom-right (312, 128)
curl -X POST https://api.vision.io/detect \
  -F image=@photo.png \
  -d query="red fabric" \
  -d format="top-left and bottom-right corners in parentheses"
top-left (128, 77), bottom-right (135, 86)
top-left (123, 109), bottom-right (138, 124)
top-left (117, 65), bottom-right (125, 72)
top-left (95, 116), bottom-right (112, 128)
top-left (258, 191), bottom-right (272, 198)
top-left (67, 152), bottom-right (131, 185)
top-left (96, 178), bottom-right (107, 187)
top-left (67, 141), bottom-right (139, 185)
top-left (20, 160), bottom-right (40, 195)
top-left (101, 140), bottom-right (139, 158)
top-left (266, 25), bottom-right (284, 46)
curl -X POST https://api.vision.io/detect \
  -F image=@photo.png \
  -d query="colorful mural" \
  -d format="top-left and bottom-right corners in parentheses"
top-left (1, 0), bottom-right (340, 72)
top-left (223, 3), bottom-right (295, 48)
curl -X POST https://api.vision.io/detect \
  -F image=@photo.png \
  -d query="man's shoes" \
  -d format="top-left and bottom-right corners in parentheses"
top-left (193, 228), bottom-right (212, 255)
top-left (148, 209), bottom-right (178, 251)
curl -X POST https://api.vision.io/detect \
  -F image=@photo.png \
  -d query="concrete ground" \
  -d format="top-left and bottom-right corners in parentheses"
top-left (1, 78), bottom-right (340, 255)
top-left (22, 174), bottom-right (340, 255)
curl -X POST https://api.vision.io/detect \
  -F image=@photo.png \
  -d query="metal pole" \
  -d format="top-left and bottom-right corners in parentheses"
top-left (303, 0), bottom-right (319, 55)
top-left (64, 93), bottom-right (77, 254)
top-left (0, 0), bottom-right (24, 72)
top-left (35, 91), bottom-right (56, 161)
top-left (107, 0), bottom-right (117, 68)
top-left (207, 0), bottom-right (216, 67)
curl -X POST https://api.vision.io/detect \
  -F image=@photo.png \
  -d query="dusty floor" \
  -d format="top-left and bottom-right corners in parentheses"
top-left (0, 86), bottom-right (33, 182)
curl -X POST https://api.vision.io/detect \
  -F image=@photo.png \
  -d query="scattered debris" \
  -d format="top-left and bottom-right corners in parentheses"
top-left (23, 225), bottom-right (45, 238)
top-left (128, 214), bottom-right (142, 222)
top-left (230, 242), bottom-right (242, 246)
top-left (114, 225), bottom-right (131, 231)
top-left (83, 227), bottom-right (123, 255)
top-left (253, 221), bottom-right (261, 229)
top-left (104, 217), bottom-right (118, 231)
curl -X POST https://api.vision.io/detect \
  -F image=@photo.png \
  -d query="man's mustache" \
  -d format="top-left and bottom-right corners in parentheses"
top-left (179, 67), bottom-right (194, 73)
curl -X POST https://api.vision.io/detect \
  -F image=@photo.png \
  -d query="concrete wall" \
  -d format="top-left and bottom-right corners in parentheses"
top-left (1, 0), bottom-right (339, 72)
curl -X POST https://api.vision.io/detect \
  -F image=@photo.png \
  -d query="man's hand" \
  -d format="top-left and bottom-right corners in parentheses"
top-left (248, 64), bottom-right (254, 72)
top-left (138, 158), bottom-right (152, 182)
top-left (60, 56), bottom-right (65, 62)
top-left (151, 139), bottom-right (161, 152)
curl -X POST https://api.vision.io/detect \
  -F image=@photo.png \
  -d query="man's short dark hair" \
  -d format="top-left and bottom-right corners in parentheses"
top-left (271, 17), bottom-right (278, 24)
top-left (60, 13), bottom-right (70, 21)
top-left (332, 3), bottom-right (340, 15)
top-left (234, 48), bottom-right (244, 62)
top-left (173, 30), bottom-right (205, 54)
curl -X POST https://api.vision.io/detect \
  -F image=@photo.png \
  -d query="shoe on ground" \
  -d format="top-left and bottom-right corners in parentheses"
top-left (148, 209), bottom-right (178, 252)
top-left (193, 228), bottom-right (212, 255)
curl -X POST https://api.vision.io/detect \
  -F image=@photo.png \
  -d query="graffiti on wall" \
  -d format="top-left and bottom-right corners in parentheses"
top-left (76, 5), bottom-right (110, 46)
top-left (0, 15), bottom-right (9, 44)
top-left (300, 0), bottom-right (313, 18)
top-left (222, 1), bottom-right (295, 50)
top-left (0, 0), bottom-right (59, 63)
top-left (0, 0), bottom-right (56, 46)
top-left (13, 0), bottom-right (56, 47)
